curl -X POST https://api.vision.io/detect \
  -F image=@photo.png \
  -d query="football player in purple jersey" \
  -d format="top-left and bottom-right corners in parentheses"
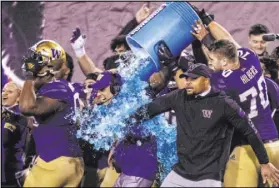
top-left (191, 15), bottom-right (279, 187)
top-left (19, 40), bottom-right (84, 187)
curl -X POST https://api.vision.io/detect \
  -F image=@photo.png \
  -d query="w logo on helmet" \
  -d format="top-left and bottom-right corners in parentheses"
top-left (51, 48), bottom-right (61, 59)
top-left (27, 63), bottom-right (34, 69)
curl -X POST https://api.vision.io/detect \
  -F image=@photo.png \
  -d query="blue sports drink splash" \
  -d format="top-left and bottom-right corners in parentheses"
top-left (75, 1), bottom-right (202, 181)
top-left (126, 2), bottom-right (200, 80)
top-left (76, 57), bottom-right (177, 181)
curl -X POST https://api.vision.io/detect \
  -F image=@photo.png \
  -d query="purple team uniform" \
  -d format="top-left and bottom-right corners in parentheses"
top-left (211, 48), bottom-right (278, 141)
top-left (113, 126), bottom-right (158, 182)
top-left (265, 77), bottom-right (279, 132)
top-left (34, 79), bottom-right (82, 162)
top-left (265, 77), bottom-right (279, 112)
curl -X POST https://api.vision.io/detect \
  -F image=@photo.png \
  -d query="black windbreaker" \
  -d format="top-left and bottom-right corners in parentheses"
top-left (140, 87), bottom-right (268, 181)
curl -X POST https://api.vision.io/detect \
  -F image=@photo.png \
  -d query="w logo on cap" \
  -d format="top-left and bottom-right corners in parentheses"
top-left (51, 48), bottom-right (61, 59)
top-left (202, 109), bottom-right (213, 118)
top-left (188, 63), bottom-right (200, 72)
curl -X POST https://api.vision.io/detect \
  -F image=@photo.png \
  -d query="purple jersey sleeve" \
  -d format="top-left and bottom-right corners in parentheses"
top-left (265, 77), bottom-right (279, 111)
top-left (238, 48), bottom-right (261, 72)
top-left (72, 82), bottom-right (86, 100)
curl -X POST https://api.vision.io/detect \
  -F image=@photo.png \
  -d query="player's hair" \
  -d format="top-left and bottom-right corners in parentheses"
top-left (86, 72), bottom-right (100, 81)
top-left (209, 40), bottom-right (238, 62)
top-left (249, 24), bottom-right (270, 36)
top-left (110, 35), bottom-right (130, 52)
top-left (65, 52), bottom-right (74, 82)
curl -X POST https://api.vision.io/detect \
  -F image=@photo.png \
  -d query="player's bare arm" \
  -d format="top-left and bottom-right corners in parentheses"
top-left (189, 6), bottom-right (241, 50)
top-left (19, 54), bottom-right (65, 117)
top-left (78, 54), bottom-right (103, 75)
top-left (191, 16), bottom-right (241, 49)
top-left (19, 80), bottom-right (64, 117)
top-left (207, 21), bottom-right (241, 49)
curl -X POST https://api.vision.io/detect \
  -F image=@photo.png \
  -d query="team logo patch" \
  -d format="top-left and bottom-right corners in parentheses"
top-left (4, 123), bottom-right (17, 132)
top-left (202, 109), bottom-right (213, 118)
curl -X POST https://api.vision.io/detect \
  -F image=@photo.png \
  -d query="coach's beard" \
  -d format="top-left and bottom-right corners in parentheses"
top-left (186, 87), bottom-right (195, 95)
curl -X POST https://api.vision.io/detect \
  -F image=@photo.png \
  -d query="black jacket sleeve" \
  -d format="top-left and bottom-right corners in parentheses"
top-left (2, 110), bottom-right (28, 128)
top-left (130, 89), bottom-right (180, 123)
top-left (146, 89), bottom-right (180, 118)
top-left (118, 18), bottom-right (138, 36)
top-left (3, 122), bottom-right (17, 148)
top-left (224, 96), bottom-right (269, 164)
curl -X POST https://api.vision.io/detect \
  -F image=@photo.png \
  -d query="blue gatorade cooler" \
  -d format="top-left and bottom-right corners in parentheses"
top-left (126, 2), bottom-right (200, 81)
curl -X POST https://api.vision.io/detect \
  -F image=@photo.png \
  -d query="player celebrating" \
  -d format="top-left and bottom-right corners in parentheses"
top-left (191, 15), bottom-right (279, 186)
top-left (19, 40), bottom-right (84, 187)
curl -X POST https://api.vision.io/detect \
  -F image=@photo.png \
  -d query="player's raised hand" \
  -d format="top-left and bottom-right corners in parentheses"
top-left (21, 52), bottom-right (46, 79)
top-left (191, 20), bottom-right (209, 41)
top-left (261, 163), bottom-right (279, 186)
top-left (70, 27), bottom-right (86, 58)
top-left (135, 3), bottom-right (155, 23)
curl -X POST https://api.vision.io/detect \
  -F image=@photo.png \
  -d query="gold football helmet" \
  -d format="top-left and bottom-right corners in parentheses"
top-left (27, 39), bottom-right (67, 77)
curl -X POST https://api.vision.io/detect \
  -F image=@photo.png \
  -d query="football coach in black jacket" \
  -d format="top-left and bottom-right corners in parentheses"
top-left (131, 63), bottom-right (279, 187)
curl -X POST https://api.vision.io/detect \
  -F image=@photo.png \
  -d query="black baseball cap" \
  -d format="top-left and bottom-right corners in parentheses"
top-left (179, 63), bottom-right (213, 79)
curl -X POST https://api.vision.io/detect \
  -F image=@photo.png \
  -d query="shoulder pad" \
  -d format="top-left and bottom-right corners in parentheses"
top-left (38, 79), bottom-right (73, 101)
top-left (72, 82), bottom-right (86, 99)
top-left (238, 48), bottom-right (257, 56)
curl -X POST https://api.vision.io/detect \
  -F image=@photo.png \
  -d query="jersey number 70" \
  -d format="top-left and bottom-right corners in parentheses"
top-left (239, 75), bottom-right (269, 118)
